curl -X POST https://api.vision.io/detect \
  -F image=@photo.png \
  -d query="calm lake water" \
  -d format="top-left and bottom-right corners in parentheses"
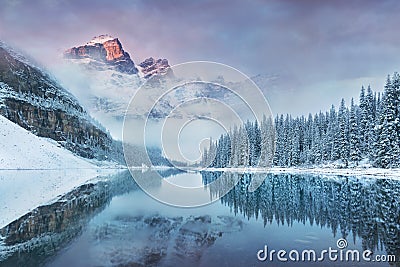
top-left (0, 170), bottom-right (399, 267)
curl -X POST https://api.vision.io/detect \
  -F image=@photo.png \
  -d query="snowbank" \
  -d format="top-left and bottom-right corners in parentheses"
top-left (0, 115), bottom-right (97, 170)
top-left (200, 166), bottom-right (400, 180)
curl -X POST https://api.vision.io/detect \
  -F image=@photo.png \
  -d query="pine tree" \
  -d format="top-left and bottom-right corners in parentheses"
top-left (230, 125), bottom-right (239, 167)
top-left (259, 115), bottom-right (275, 167)
top-left (349, 98), bottom-right (361, 164)
top-left (208, 137), bottom-right (216, 167)
top-left (365, 86), bottom-right (376, 158)
top-left (290, 118), bottom-right (301, 166)
top-left (203, 73), bottom-right (397, 169)
top-left (328, 106), bottom-right (340, 161)
top-left (274, 115), bottom-right (285, 166)
top-left (282, 115), bottom-right (291, 166)
top-left (303, 113), bottom-right (314, 164)
top-left (253, 120), bottom-right (262, 166)
top-left (338, 98), bottom-right (349, 166)
top-left (238, 126), bottom-right (249, 166)
top-left (359, 86), bottom-right (367, 155)
top-left (311, 113), bottom-right (322, 164)
top-left (375, 75), bottom-right (400, 168)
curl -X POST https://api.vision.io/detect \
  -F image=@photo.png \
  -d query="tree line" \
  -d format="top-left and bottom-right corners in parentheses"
top-left (202, 73), bottom-right (400, 168)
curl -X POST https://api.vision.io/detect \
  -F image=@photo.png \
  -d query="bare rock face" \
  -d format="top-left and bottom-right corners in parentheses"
top-left (64, 35), bottom-right (138, 74)
top-left (139, 57), bottom-right (173, 78)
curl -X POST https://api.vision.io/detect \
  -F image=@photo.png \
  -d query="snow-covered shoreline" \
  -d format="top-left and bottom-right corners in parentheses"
top-left (199, 166), bottom-right (400, 179)
top-left (1, 164), bottom-right (399, 230)
top-left (133, 163), bottom-right (400, 180)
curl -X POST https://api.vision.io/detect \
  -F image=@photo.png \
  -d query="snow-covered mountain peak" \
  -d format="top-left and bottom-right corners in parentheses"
top-left (58, 35), bottom-right (176, 138)
top-left (86, 34), bottom-right (116, 45)
top-left (64, 35), bottom-right (138, 74)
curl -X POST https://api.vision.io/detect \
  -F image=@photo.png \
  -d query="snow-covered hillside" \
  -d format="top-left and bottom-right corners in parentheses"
top-left (0, 115), bottom-right (97, 169)
top-left (0, 115), bottom-right (122, 228)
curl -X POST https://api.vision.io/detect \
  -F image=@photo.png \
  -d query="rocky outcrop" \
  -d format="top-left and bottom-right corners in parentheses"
top-left (0, 42), bottom-right (118, 160)
top-left (64, 35), bottom-right (138, 74)
top-left (139, 57), bottom-right (172, 78)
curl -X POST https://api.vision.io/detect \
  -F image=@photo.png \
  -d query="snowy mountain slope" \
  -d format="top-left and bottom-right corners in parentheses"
top-left (0, 114), bottom-right (124, 228)
top-left (0, 115), bottom-right (95, 169)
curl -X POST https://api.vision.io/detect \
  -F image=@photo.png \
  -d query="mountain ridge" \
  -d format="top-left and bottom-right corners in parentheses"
top-left (64, 35), bottom-right (172, 78)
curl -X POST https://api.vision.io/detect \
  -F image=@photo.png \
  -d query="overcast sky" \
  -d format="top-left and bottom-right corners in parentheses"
top-left (1, 0), bottom-right (399, 116)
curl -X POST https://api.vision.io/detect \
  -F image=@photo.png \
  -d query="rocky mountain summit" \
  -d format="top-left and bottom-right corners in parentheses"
top-left (64, 35), bottom-right (138, 74)
top-left (63, 35), bottom-right (172, 78)
top-left (59, 35), bottom-right (174, 138)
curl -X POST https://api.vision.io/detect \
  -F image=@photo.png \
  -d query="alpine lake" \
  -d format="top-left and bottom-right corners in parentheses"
top-left (0, 169), bottom-right (399, 267)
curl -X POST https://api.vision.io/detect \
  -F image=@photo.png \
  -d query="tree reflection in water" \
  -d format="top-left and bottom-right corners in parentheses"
top-left (201, 172), bottom-right (400, 260)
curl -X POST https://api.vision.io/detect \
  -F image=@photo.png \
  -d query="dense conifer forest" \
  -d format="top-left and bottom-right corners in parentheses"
top-left (202, 73), bottom-right (400, 168)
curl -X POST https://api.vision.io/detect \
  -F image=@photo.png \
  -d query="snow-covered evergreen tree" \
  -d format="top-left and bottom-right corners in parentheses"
top-left (349, 98), bottom-right (361, 164)
top-left (238, 126), bottom-right (250, 166)
top-left (359, 86), bottom-right (367, 155)
top-left (274, 115), bottom-right (285, 166)
top-left (203, 73), bottom-right (398, 169)
top-left (338, 98), bottom-right (349, 166)
top-left (375, 74), bottom-right (400, 168)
